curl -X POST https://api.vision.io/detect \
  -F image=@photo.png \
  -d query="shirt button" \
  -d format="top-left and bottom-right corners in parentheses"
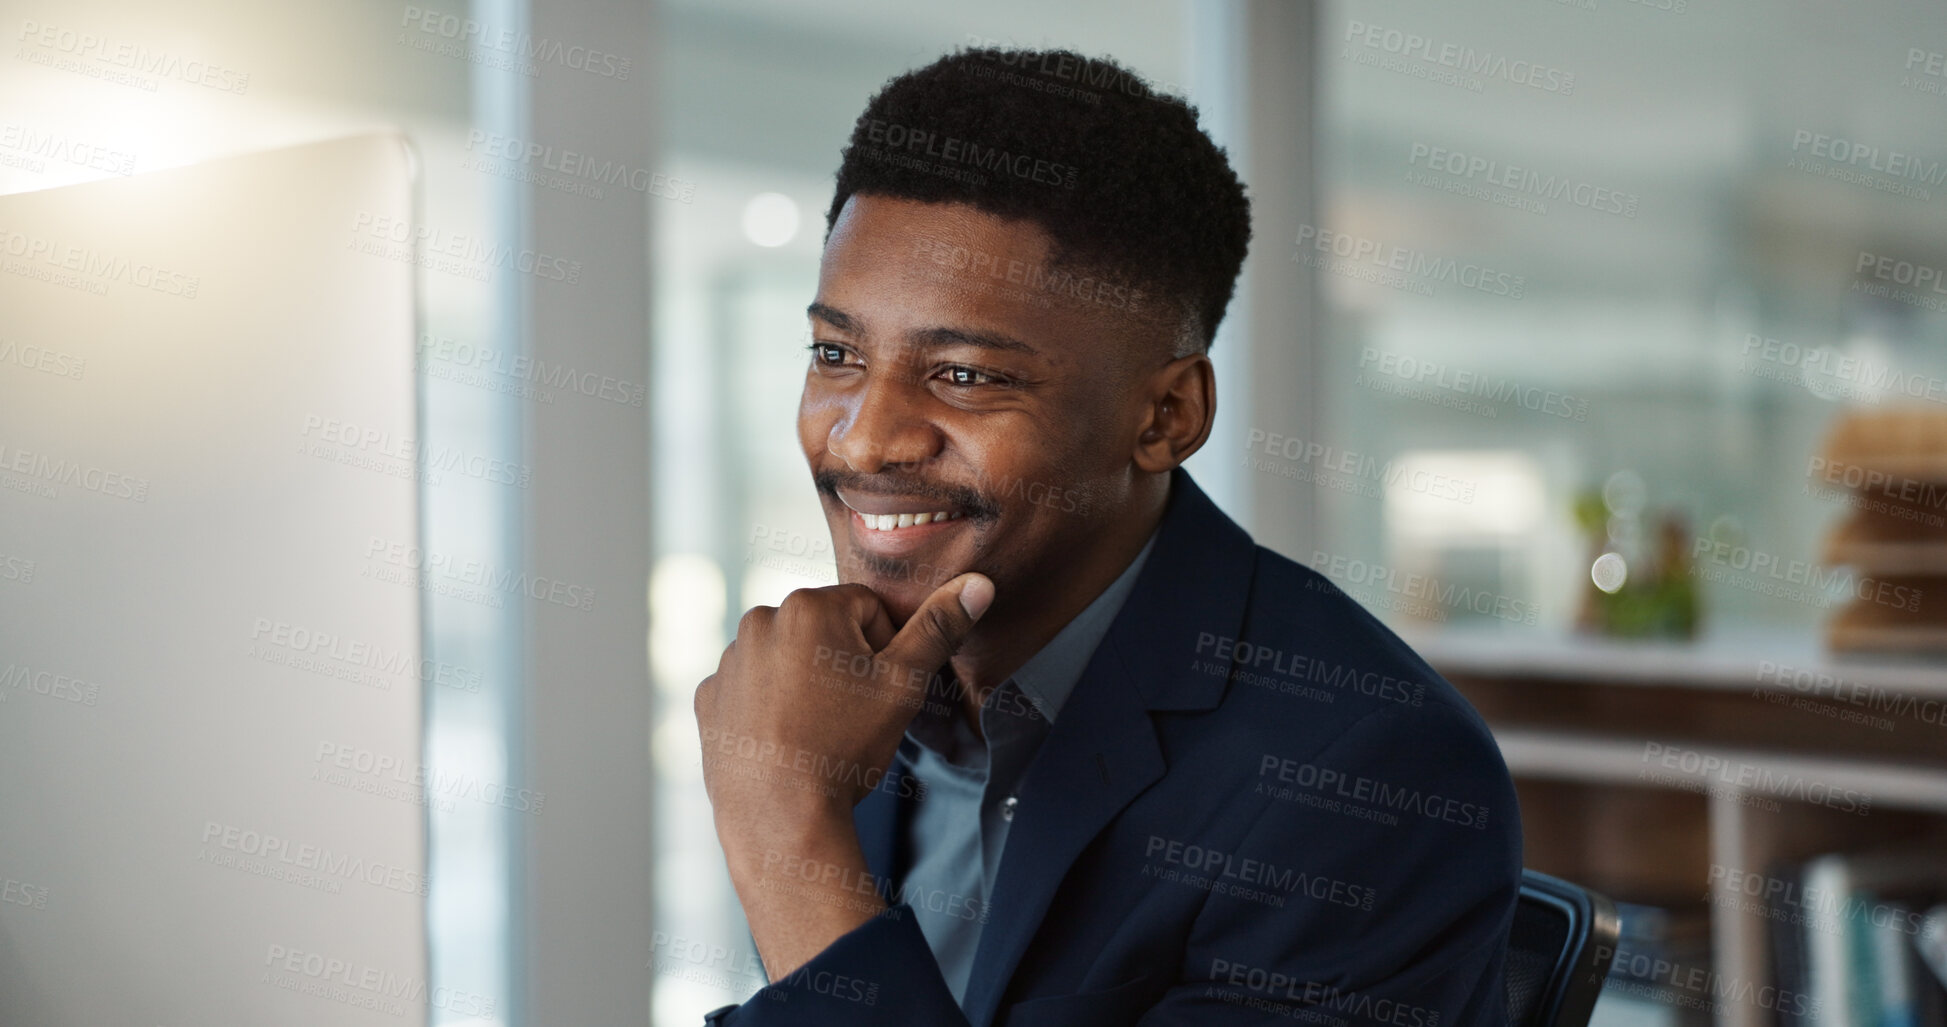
top-left (1000, 795), bottom-right (1019, 821)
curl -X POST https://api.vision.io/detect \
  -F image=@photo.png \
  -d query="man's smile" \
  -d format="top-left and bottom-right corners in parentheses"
top-left (836, 486), bottom-right (971, 525)
top-left (836, 487), bottom-right (978, 553)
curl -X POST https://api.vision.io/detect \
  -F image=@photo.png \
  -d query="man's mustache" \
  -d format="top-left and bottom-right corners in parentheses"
top-left (813, 468), bottom-right (1001, 522)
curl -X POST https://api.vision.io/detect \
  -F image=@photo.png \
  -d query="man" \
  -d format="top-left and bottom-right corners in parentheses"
top-left (693, 46), bottom-right (1521, 1026)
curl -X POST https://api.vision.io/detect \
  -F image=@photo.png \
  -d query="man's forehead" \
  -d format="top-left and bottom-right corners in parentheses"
top-left (824, 194), bottom-right (1055, 268)
top-left (815, 193), bottom-right (1176, 361)
top-left (814, 199), bottom-right (1055, 343)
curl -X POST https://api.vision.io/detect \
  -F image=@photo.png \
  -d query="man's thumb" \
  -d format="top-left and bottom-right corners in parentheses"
top-left (882, 572), bottom-right (994, 670)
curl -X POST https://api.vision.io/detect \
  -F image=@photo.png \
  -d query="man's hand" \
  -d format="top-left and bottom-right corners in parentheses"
top-left (693, 571), bottom-right (995, 981)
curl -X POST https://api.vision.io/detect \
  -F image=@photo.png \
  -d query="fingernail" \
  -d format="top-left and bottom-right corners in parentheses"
top-left (959, 574), bottom-right (995, 620)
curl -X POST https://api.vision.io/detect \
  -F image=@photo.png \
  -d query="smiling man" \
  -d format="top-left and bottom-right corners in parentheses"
top-left (693, 47), bottom-right (1522, 1026)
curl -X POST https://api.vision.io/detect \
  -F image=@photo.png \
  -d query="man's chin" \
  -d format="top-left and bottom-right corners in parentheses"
top-left (838, 557), bottom-right (966, 619)
top-left (841, 568), bottom-right (929, 616)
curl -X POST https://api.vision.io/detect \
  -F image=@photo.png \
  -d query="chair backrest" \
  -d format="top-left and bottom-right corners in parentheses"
top-left (1505, 869), bottom-right (1622, 1027)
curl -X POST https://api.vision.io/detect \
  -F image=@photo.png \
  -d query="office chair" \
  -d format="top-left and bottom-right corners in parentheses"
top-left (1505, 869), bottom-right (1621, 1027)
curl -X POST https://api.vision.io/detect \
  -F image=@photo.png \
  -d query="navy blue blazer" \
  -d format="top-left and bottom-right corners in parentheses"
top-left (705, 466), bottom-right (1521, 1026)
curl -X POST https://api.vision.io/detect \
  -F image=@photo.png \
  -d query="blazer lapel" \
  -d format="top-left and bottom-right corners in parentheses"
top-left (959, 467), bottom-right (1258, 1027)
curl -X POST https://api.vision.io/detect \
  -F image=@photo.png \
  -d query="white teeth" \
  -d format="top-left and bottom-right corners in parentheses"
top-left (859, 510), bottom-right (958, 531)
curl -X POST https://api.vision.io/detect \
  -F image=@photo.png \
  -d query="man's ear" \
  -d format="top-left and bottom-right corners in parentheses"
top-left (1131, 351), bottom-right (1215, 473)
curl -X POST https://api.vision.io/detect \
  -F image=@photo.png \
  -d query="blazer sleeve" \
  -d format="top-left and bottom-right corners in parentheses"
top-left (1132, 702), bottom-right (1522, 1027)
top-left (700, 903), bottom-right (971, 1026)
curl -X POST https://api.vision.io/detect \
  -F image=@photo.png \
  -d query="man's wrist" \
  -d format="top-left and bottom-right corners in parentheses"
top-left (718, 800), bottom-right (889, 982)
top-left (718, 793), bottom-right (857, 878)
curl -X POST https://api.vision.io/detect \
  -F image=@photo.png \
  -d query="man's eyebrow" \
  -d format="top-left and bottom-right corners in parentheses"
top-left (807, 302), bottom-right (858, 333)
top-left (909, 325), bottom-right (1040, 357)
top-left (806, 304), bottom-right (1039, 357)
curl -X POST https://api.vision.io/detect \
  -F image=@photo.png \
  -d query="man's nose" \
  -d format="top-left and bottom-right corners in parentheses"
top-left (827, 375), bottom-right (941, 473)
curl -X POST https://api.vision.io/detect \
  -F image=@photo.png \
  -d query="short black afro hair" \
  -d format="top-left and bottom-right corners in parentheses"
top-left (824, 47), bottom-right (1252, 351)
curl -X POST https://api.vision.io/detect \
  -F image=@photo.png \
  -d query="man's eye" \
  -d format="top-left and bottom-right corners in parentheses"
top-left (940, 365), bottom-right (1001, 387)
top-left (807, 342), bottom-right (849, 366)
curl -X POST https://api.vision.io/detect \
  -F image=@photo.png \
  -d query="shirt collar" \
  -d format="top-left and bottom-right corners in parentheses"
top-left (1006, 521), bottom-right (1161, 725)
top-left (902, 521), bottom-right (1162, 763)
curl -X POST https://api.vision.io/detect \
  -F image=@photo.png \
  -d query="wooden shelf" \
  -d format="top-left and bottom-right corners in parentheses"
top-left (1414, 629), bottom-right (1947, 1027)
top-left (1492, 729), bottom-right (1947, 814)
top-left (1407, 625), bottom-right (1947, 698)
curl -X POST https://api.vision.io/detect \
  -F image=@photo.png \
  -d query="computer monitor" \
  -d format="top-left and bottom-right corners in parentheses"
top-left (0, 134), bottom-right (431, 1025)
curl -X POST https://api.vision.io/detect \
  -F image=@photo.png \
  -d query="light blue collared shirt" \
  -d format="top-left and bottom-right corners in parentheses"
top-left (895, 525), bottom-right (1160, 1008)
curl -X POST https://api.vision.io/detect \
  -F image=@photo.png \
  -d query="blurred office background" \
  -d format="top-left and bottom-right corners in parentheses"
top-left (3, 0), bottom-right (1945, 1025)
